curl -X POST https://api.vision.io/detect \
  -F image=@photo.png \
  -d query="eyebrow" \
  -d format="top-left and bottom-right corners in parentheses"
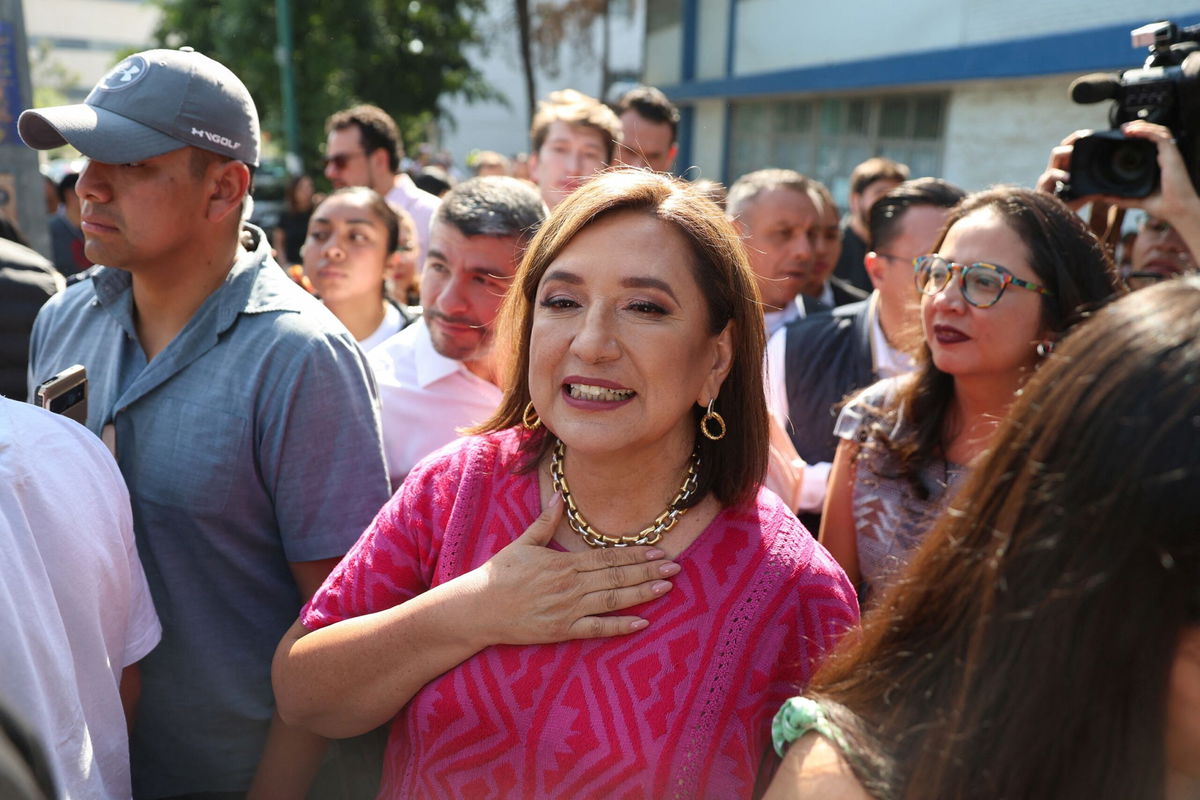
top-left (542, 269), bottom-right (680, 303)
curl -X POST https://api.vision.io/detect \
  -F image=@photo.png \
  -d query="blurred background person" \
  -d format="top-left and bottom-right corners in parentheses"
top-left (414, 165), bottom-right (454, 198)
top-left (834, 158), bottom-right (910, 294)
top-left (388, 206), bottom-right (421, 307)
top-left (768, 275), bottom-right (1200, 800)
top-left (273, 171), bottom-right (857, 798)
top-left (48, 172), bottom-right (91, 277)
top-left (613, 85), bottom-right (679, 173)
top-left (301, 187), bottom-right (419, 351)
top-left (806, 180), bottom-right (868, 308)
top-left (0, 238), bottom-right (61, 400)
top-left (324, 104), bottom-right (441, 268)
top-left (820, 187), bottom-right (1124, 601)
top-left (528, 89), bottom-right (621, 211)
top-left (471, 149), bottom-right (511, 177)
top-left (727, 169), bottom-right (823, 335)
top-left (272, 174), bottom-right (317, 268)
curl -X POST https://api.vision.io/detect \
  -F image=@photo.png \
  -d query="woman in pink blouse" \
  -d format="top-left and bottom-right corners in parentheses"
top-left (272, 170), bottom-right (858, 799)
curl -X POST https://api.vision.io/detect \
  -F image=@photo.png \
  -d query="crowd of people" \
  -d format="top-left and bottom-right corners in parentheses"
top-left (2, 43), bottom-right (1200, 800)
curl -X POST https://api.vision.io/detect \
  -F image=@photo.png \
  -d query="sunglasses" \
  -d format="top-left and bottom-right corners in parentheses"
top-left (913, 255), bottom-right (1054, 309)
top-left (322, 151), bottom-right (366, 170)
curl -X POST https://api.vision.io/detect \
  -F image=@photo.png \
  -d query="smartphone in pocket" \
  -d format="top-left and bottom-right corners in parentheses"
top-left (35, 365), bottom-right (88, 425)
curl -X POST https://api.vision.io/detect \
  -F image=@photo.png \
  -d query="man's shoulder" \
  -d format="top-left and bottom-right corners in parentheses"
top-left (787, 299), bottom-right (868, 342)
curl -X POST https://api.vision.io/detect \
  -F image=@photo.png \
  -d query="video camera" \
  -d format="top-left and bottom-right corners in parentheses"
top-left (1060, 20), bottom-right (1200, 200)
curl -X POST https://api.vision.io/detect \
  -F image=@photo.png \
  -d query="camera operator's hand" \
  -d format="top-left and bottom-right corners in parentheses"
top-left (1035, 129), bottom-right (1092, 211)
top-left (1036, 122), bottom-right (1200, 270)
top-left (1108, 122), bottom-right (1200, 232)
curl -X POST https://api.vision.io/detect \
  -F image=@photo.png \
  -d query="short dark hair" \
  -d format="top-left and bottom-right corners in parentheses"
top-left (434, 176), bottom-right (547, 245)
top-left (474, 169), bottom-right (768, 508)
top-left (614, 86), bottom-right (680, 142)
top-left (56, 173), bottom-right (79, 204)
top-left (326, 104), bottom-right (402, 174)
top-left (867, 177), bottom-right (966, 252)
top-left (849, 157), bottom-right (910, 196)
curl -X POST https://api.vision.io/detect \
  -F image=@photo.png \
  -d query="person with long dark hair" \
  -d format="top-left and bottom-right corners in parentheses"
top-left (819, 186), bottom-right (1124, 600)
top-left (767, 275), bottom-right (1200, 799)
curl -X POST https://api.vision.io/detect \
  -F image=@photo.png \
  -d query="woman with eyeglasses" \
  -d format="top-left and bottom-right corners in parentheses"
top-left (765, 274), bottom-right (1200, 800)
top-left (818, 186), bottom-right (1124, 602)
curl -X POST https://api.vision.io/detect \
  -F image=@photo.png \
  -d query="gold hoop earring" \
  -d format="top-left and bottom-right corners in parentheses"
top-left (699, 398), bottom-right (726, 441)
top-left (522, 401), bottom-right (542, 430)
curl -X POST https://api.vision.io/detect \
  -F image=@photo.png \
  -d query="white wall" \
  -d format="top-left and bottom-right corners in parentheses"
top-left (25, 0), bottom-right (159, 96)
top-left (687, 98), bottom-right (725, 180)
top-left (731, 0), bottom-right (1200, 76)
top-left (439, 0), bottom-right (646, 168)
top-left (941, 74), bottom-right (1109, 192)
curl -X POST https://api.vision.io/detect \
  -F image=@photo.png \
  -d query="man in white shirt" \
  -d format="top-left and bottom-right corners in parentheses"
top-left (765, 178), bottom-right (965, 525)
top-left (727, 169), bottom-right (827, 337)
top-left (324, 104), bottom-right (441, 267)
top-left (370, 176), bottom-right (546, 486)
top-left (0, 397), bottom-right (160, 799)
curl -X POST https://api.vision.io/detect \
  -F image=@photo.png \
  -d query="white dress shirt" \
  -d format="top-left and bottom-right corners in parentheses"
top-left (386, 173), bottom-right (441, 268)
top-left (368, 317), bottom-right (503, 488)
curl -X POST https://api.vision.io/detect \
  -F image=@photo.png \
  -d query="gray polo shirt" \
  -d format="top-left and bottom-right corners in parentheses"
top-left (27, 225), bottom-right (390, 797)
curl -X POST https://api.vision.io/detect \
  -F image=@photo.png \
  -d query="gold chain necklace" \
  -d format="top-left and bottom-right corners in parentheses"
top-left (549, 439), bottom-right (700, 548)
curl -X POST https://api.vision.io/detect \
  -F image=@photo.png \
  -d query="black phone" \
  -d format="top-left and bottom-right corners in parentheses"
top-left (35, 365), bottom-right (88, 425)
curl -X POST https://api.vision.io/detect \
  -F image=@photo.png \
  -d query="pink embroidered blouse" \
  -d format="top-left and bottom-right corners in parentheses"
top-left (303, 428), bottom-right (858, 799)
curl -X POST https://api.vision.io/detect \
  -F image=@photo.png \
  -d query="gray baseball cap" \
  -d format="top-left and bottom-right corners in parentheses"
top-left (19, 47), bottom-right (260, 166)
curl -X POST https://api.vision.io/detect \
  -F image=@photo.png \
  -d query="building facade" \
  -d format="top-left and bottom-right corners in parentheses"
top-left (648, 0), bottom-right (1200, 199)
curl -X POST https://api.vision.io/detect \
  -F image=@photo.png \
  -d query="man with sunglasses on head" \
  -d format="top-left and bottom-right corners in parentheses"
top-left (766, 178), bottom-right (964, 529)
top-left (325, 104), bottom-right (440, 267)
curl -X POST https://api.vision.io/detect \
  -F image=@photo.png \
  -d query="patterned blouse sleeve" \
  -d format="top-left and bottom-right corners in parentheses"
top-left (833, 378), bottom-right (895, 444)
top-left (300, 444), bottom-right (461, 630)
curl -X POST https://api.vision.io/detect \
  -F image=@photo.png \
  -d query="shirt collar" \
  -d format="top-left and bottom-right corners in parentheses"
top-left (413, 317), bottom-right (481, 389)
top-left (91, 224), bottom-right (310, 335)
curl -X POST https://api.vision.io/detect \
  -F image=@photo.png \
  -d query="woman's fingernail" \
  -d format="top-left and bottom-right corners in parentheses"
top-left (659, 562), bottom-right (680, 576)
top-left (630, 619), bottom-right (650, 631)
top-left (651, 581), bottom-right (672, 595)
top-left (645, 548), bottom-right (665, 560)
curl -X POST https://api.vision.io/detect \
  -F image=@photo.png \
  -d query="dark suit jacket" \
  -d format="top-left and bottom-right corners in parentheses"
top-left (833, 224), bottom-right (871, 293)
top-left (782, 295), bottom-right (877, 467)
top-left (0, 240), bottom-right (61, 400)
top-left (829, 276), bottom-right (869, 307)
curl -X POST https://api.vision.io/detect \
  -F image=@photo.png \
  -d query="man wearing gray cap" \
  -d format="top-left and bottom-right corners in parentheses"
top-left (21, 48), bottom-right (390, 798)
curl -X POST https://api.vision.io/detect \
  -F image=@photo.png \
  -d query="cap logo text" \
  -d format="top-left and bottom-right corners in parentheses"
top-left (191, 127), bottom-right (242, 151)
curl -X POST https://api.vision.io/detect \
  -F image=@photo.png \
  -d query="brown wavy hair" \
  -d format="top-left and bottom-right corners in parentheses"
top-left (804, 275), bottom-right (1200, 799)
top-left (472, 168), bottom-right (768, 508)
top-left (876, 186), bottom-right (1125, 497)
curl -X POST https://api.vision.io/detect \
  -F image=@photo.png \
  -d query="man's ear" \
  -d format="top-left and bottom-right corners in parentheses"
top-left (864, 251), bottom-right (885, 290)
top-left (207, 160), bottom-right (250, 225)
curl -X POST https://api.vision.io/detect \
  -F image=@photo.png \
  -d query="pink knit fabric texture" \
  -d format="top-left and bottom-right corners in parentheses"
top-left (303, 428), bottom-right (859, 799)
